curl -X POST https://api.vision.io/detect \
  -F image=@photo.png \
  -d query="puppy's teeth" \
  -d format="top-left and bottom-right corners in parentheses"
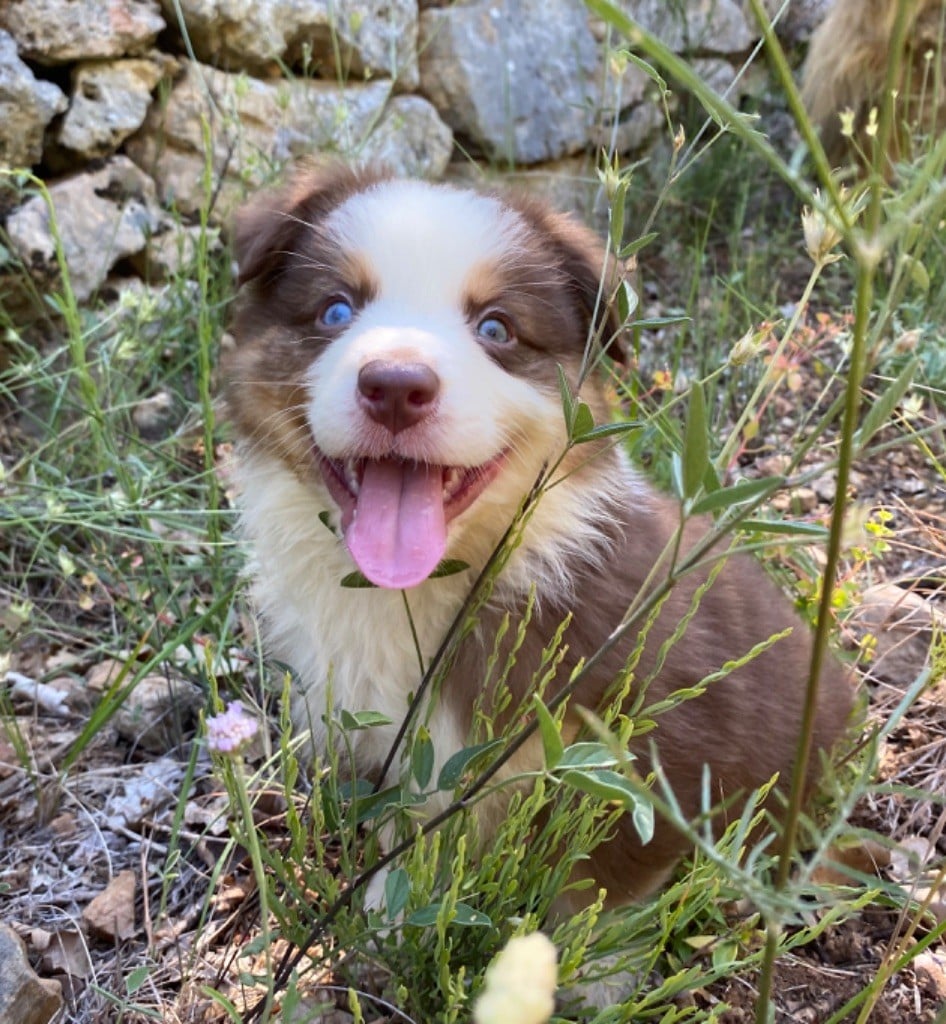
top-left (344, 460), bottom-right (360, 495)
top-left (443, 467), bottom-right (462, 498)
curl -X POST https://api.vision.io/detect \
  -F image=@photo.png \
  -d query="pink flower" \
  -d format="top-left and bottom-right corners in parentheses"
top-left (206, 700), bottom-right (259, 754)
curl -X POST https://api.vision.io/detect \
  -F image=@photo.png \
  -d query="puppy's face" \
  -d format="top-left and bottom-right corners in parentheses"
top-left (227, 167), bottom-right (620, 589)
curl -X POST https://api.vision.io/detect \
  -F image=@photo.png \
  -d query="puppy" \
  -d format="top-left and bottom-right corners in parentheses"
top-left (225, 164), bottom-right (854, 908)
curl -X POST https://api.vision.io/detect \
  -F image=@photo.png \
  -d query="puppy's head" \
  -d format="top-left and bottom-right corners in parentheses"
top-left (226, 164), bottom-right (626, 589)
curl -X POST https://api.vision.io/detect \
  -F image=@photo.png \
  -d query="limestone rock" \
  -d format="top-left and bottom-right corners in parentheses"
top-left (4, 157), bottom-right (166, 302)
top-left (0, 30), bottom-right (68, 168)
top-left (623, 0), bottom-right (754, 55)
top-left (0, 923), bottom-right (63, 1024)
top-left (112, 673), bottom-right (204, 752)
top-left (125, 60), bottom-right (391, 218)
top-left (160, 0), bottom-right (419, 87)
top-left (57, 58), bottom-right (167, 159)
top-left (359, 95), bottom-right (453, 178)
top-left (849, 582), bottom-right (946, 684)
top-left (0, 0), bottom-right (165, 65)
top-left (419, 0), bottom-right (600, 164)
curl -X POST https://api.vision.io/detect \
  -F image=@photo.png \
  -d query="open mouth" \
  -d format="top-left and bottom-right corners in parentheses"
top-left (315, 449), bottom-right (506, 590)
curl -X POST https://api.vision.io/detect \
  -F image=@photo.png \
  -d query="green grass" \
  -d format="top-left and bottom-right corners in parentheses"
top-left (2, 3), bottom-right (946, 1022)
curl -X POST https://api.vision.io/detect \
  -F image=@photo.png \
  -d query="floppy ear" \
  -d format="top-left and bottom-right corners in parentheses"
top-left (232, 162), bottom-right (378, 287)
top-left (502, 191), bottom-right (630, 362)
top-left (546, 209), bottom-right (631, 363)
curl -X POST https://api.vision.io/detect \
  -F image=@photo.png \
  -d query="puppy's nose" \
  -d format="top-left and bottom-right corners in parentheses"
top-left (357, 360), bottom-right (440, 434)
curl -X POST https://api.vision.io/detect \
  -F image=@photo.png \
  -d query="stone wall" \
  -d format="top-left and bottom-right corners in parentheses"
top-left (0, 0), bottom-right (827, 304)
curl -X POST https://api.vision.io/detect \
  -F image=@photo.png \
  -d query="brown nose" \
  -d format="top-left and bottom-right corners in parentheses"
top-left (357, 360), bottom-right (440, 434)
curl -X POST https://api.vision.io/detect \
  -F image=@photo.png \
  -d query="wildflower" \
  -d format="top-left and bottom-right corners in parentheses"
top-left (801, 188), bottom-right (844, 265)
top-left (865, 107), bottom-right (879, 138)
top-left (206, 700), bottom-right (259, 754)
top-left (673, 123), bottom-right (685, 152)
top-left (728, 321), bottom-right (777, 367)
top-left (473, 933), bottom-right (558, 1024)
top-left (839, 107), bottom-right (856, 138)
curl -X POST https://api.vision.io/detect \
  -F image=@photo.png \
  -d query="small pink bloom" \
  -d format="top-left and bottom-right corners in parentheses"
top-left (206, 700), bottom-right (259, 754)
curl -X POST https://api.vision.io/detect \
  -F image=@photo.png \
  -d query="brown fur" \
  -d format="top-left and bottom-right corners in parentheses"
top-left (227, 166), bottom-right (855, 908)
top-left (802, 0), bottom-right (946, 168)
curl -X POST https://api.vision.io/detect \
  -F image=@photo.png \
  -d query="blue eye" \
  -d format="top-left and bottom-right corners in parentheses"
top-left (319, 298), bottom-right (354, 327)
top-left (476, 315), bottom-right (513, 345)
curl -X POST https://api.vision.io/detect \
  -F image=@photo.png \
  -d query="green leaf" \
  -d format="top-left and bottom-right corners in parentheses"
top-left (437, 739), bottom-right (503, 790)
top-left (619, 231), bottom-right (658, 259)
top-left (533, 695), bottom-right (564, 769)
top-left (902, 253), bottom-right (930, 292)
top-left (854, 357), bottom-right (918, 452)
top-left (411, 726), bottom-right (434, 789)
top-left (572, 419), bottom-right (641, 444)
top-left (318, 510), bottom-right (339, 537)
top-left (452, 902), bottom-right (492, 927)
top-left (632, 314), bottom-right (691, 329)
top-left (428, 558), bottom-right (470, 579)
top-left (617, 278), bottom-right (634, 324)
top-left (339, 709), bottom-right (393, 731)
top-left (556, 742), bottom-right (621, 770)
top-left (632, 798), bottom-right (655, 845)
top-left (340, 570), bottom-right (376, 589)
top-left (740, 519), bottom-right (830, 537)
top-left (405, 900), bottom-right (491, 928)
top-left (125, 965), bottom-right (150, 995)
top-left (559, 768), bottom-right (640, 808)
top-left (682, 381), bottom-right (708, 500)
top-left (625, 51), bottom-right (667, 93)
top-left (405, 903), bottom-right (440, 927)
top-left (571, 401), bottom-right (595, 438)
top-left (557, 364), bottom-right (575, 429)
top-left (690, 476), bottom-right (783, 516)
top-left (384, 867), bottom-right (410, 922)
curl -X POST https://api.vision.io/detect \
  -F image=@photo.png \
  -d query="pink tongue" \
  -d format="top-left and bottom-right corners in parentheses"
top-left (346, 460), bottom-right (447, 589)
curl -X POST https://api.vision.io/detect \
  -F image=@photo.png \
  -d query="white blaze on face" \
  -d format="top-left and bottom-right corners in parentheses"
top-left (302, 181), bottom-right (562, 590)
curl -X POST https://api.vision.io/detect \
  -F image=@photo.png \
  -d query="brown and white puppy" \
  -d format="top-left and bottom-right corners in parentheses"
top-left (225, 164), bottom-right (853, 908)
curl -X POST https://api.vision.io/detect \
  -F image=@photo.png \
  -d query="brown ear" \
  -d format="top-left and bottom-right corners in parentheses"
top-left (502, 191), bottom-right (630, 362)
top-left (547, 210), bottom-right (630, 362)
top-left (232, 162), bottom-right (379, 287)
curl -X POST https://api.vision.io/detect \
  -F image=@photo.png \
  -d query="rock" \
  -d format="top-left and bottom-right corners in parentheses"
top-left (359, 95), bottom-right (453, 178)
top-left (160, 0), bottom-right (418, 87)
top-left (913, 949), bottom-right (946, 1001)
top-left (0, 30), bottom-right (68, 168)
top-left (82, 871), bottom-right (136, 942)
top-left (125, 60), bottom-right (392, 219)
top-left (625, 0), bottom-right (754, 55)
top-left (56, 58), bottom-right (167, 159)
top-left (3, 157), bottom-right (166, 302)
top-left (0, 0), bottom-right (165, 65)
top-left (418, 0), bottom-right (599, 164)
top-left (134, 222), bottom-right (222, 280)
top-left (0, 923), bottom-right (63, 1024)
top-left (848, 582), bottom-right (946, 684)
top-left (131, 390), bottom-right (178, 439)
top-left (112, 673), bottom-right (203, 752)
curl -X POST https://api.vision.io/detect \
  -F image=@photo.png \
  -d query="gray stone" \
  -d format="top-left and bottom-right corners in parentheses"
top-left (4, 157), bottom-right (166, 302)
top-left (0, 923), bottom-right (63, 1024)
top-left (359, 95), bottom-right (453, 178)
top-left (125, 60), bottom-right (392, 219)
top-left (0, 30), bottom-right (68, 168)
top-left (0, 0), bottom-right (165, 65)
top-left (160, 0), bottom-right (418, 87)
top-left (618, 0), bottom-right (754, 55)
top-left (113, 674), bottom-right (203, 752)
top-left (57, 58), bottom-right (167, 159)
top-left (419, 0), bottom-right (600, 164)
top-left (849, 582), bottom-right (946, 684)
